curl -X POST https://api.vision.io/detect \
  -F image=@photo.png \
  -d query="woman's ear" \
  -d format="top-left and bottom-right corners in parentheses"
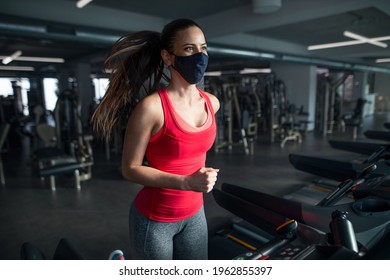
top-left (161, 49), bottom-right (172, 66)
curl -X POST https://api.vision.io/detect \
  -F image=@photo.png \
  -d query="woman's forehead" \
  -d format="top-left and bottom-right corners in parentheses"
top-left (174, 26), bottom-right (206, 44)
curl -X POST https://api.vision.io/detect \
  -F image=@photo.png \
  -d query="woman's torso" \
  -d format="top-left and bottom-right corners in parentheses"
top-left (134, 87), bottom-right (217, 222)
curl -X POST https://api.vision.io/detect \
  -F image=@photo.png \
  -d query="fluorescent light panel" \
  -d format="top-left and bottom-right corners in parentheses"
top-left (2, 50), bottom-right (22, 65)
top-left (204, 71), bottom-right (222, 76)
top-left (343, 31), bottom-right (387, 48)
top-left (204, 68), bottom-right (271, 76)
top-left (308, 40), bottom-right (363, 50)
top-left (239, 68), bottom-right (271, 74)
top-left (0, 56), bottom-right (65, 63)
top-left (208, 47), bottom-right (276, 59)
top-left (376, 58), bottom-right (390, 63)
top-left (15, 56), bottom-right (64, 63)
top-left (77, 0), bottom-right (93, 8)
top-left (309, 33), bottom-right (390, 51)
top-left (0, 66), bottom-right (34, 71)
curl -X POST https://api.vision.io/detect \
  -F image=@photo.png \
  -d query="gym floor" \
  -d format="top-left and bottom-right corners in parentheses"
top-left (0, 113), bottom-right (388, 260)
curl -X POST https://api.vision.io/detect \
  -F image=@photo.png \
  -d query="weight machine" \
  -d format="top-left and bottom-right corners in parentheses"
top-left (315, 72), bottom-right (351, 136)
top-left (205, 76), bottom-right (262, 155)
top-left (264, 76), bottom-right (302, 148)
top-left (32, 89), bottom-right (94, 190)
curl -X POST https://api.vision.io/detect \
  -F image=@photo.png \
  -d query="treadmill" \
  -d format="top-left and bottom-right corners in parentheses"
top-left (364, 130), bottom-right (390, 142)
top-left (328, 139), bottom-right (388, 156)
top-left (288, 142), bottom-right (390, 183)
top-left (211, 172), bottom-right (390, 260)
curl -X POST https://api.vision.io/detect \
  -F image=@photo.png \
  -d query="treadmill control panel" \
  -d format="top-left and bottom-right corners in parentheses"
top-left (270, 245), bottom-right (307, 260)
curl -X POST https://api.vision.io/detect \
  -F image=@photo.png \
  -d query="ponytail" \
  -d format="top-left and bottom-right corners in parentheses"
top-left (91, 31), bottom-right (166, 140)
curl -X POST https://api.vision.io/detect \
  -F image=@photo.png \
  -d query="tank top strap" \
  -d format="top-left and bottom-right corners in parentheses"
top-left (197, 88), bottom-right (216, 122)
top-left (157, 88), bottom-right (173, 126)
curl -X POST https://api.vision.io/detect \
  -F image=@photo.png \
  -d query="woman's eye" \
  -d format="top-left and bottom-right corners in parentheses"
top-left (185, 47), bottom-right (194, 52)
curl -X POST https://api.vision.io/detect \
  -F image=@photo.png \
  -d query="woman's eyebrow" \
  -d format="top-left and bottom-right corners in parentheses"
top-left (181, 43), bottom-right (207, 47)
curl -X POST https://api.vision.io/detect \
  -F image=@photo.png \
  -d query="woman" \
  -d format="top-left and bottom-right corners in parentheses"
top-left (91, 18), bottom-right (220, 260)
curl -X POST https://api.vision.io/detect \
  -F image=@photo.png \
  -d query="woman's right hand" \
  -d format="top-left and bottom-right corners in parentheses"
top-left (185, 167), bottom-right (220, 193)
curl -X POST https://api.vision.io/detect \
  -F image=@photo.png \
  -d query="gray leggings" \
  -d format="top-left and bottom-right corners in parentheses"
top-left (128, 204), bottom-right (208, 260)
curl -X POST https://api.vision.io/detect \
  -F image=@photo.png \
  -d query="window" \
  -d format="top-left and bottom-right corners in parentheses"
top-left (93, 78), bottom-right (109, 100)
top-left (0, 77), bottom-right (30, 116)
top-left (43, 78), bottom-right (59, 111)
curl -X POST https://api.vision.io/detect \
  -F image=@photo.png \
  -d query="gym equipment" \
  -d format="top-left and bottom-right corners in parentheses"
top-left (264, 78), bottom-right (302, 148)
top-left (364, 130), bottom-right (390, 142)
top-left (265, 78), bottom-right (285, 144)
top-left (288, 145), bottom-right (389, 183)
top-left (289, 153), bottom-right (360, 182)
top-left (233, 219), bottom-right (298, 260)
top-left (278, 104), bottom-right (303, 148)
top-left (286, 144), bottom-right (390, 206)
top-left (205, 76), bottom-right (262, 155)
top-left (316, 163), bottom-right (376, 207)
top-left (212, 174), bottom-right (390, 260)
top-left (206, 73), bottom-right (304, 150)
top-left (342, 98), bottom-right (368, 139)
top-left (0, 122), bottom-right (11, 186)
top-left (32, 89), bottom-right (94, 190)
top-left (328, 139), bottom-right (387, 156)
top-left (315, 72), bottom-right (351, 136)
top-left (208, 217), bottom-right (275, 260)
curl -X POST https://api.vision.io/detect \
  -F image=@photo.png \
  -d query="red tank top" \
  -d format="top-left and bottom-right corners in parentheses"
top-left (134, 88), bottom-right (217, 222)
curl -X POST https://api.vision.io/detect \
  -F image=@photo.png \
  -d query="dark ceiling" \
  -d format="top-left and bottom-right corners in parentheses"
top-left (1, 0), bottom-right (390, 77)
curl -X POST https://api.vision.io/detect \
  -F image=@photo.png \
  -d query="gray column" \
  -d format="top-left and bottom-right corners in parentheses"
top-left (270, 62), bottom-right (317, 131)
top-left (75, 63), bottom-right (94, 126)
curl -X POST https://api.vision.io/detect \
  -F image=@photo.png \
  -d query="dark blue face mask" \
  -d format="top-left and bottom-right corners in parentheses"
top-left (171, 52), bottom-right (209, 84)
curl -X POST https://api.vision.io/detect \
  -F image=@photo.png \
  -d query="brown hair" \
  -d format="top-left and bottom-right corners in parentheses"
top-left (91, 19), bottom-right (202, 139)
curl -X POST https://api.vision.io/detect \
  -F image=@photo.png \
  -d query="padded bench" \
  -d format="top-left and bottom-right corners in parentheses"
top-left (38, 162), bottom-right (92, 191)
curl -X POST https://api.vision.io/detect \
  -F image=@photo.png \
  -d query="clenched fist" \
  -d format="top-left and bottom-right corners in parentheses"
top-left (185, 167), bottom-right (220, 193)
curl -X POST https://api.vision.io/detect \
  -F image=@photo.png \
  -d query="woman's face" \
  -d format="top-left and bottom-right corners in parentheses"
top-left (171, 26), bottom-right (208, 57)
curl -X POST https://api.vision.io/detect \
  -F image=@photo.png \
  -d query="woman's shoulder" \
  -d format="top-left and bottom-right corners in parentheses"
top-left (137, 91), bottom-right (161, 107)
top-left (200, 89), bottom-right (220, 113)
top-left (133, 91), bottom-right (163, 117)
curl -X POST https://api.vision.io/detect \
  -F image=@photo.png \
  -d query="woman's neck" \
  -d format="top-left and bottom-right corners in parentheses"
top-left (166, 82), bottom-right (198, 98)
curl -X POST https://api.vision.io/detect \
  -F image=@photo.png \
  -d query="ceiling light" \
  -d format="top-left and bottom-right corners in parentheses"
top-left (204, 71), bottom-right (222, 76)
top-left (309, 32), bottom-right (390, 51)
top-left (343, 31), bottom-right (387, 48)
top-left (308, 40), bottom-right (363, 50)
top-left (208, 46), bottom-right (276, 59)
top-left (0, 56), bottom-right (64, 63)
top-left (376, 58), bottom-right (390, 63)
top-left (0, 66), bottom-right (34, 71)
top-left (239, 68), bottom-right (272, 74)
top-left (77, 0), bottom-right (93, 9)
top-left (16, 56), bottom-right (64, 63)
top-left (2, 50), bottom-right (22, 65)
